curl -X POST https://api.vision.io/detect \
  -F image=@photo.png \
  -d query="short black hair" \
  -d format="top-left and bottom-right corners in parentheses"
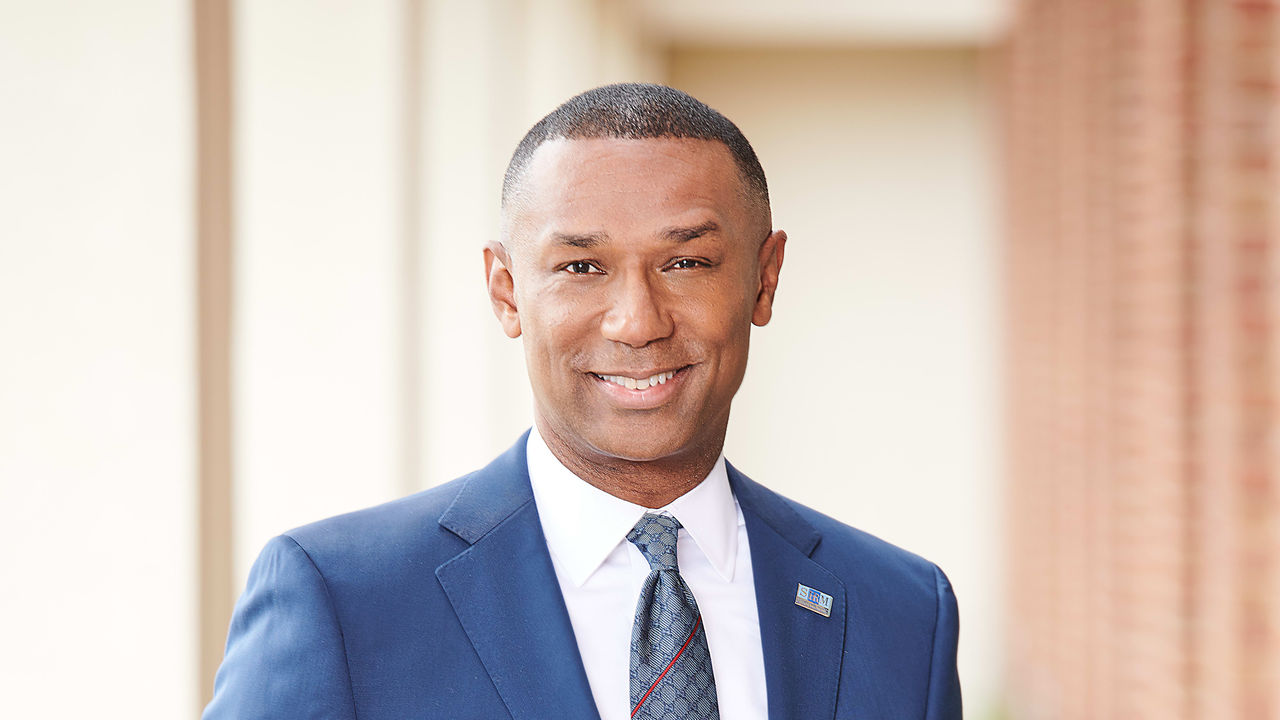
top-left (501, 83), bottom-right (769, 214)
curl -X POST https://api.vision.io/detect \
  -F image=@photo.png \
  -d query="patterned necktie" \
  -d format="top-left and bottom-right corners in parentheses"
top-left (627, 513), bottom-right (719, 720)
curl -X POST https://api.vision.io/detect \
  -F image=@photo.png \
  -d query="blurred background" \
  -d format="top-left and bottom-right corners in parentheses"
top-left (1, 0), bottom-right (1276, 718)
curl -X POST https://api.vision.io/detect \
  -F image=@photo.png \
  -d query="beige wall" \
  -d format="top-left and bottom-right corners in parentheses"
top-left (669, 47), bottom-right (1002, 714)
top-left (0, 1), bottom-right (197, 716)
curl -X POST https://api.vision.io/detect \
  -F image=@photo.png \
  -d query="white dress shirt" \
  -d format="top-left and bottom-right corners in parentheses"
top-left (526, 427), bottom-right (768, 720)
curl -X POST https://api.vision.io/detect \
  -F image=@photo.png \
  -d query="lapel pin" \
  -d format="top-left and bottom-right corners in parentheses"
top-left (795, 583), bottom-right (833, 618)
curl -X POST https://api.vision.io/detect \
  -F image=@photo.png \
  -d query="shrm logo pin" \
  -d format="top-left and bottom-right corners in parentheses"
top-left (795, 583), bottom-right (833, 617)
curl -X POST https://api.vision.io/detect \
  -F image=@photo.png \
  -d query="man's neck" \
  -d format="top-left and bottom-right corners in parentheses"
top-left (534, 421), bottom-right (724, 509)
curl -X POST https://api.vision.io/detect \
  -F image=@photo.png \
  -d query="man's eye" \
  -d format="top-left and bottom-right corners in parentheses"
top-left (668, 258), bottom-right (707, 270)
top-left (563, 260), bottom-right (601, 274)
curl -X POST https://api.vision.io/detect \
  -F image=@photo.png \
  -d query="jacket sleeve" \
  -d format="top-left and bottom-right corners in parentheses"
top-left (203, 535), bottom-right (357, 720)
top-left (925, 564), bottom-right (963, 720)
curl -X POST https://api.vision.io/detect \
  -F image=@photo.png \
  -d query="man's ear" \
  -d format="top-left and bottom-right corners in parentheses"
top-left (752, 229), bottom-right (787, 327)
top-left (484, 242), bottom-right (522, 338)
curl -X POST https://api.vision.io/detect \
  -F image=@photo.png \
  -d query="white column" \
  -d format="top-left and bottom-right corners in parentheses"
top-left (413, 0), bottom-right (533, 489)
top-left (0, 1), bottom-right (197, 716)
top-left (232, 0), bottom-right (407, 579)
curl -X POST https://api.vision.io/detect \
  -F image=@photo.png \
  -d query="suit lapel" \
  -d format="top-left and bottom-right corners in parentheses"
top-left (435, 435), bottom-right (602, 720)
top-left (730, 463), bottom-right (847, 720)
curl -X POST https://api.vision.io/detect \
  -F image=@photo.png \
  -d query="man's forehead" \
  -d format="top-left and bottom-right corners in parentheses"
top-left (500, 135), bottom-right (765, 249)
top-left (506, 139), bottom-right (740, 239)
top-left (523, 136), bottom-right (740, 183)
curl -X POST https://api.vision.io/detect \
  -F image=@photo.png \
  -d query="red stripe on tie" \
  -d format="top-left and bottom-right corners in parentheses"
top-left (631, 615), bottom-right (703, 718)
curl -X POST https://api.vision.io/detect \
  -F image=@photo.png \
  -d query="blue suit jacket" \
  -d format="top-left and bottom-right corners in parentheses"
top-left (205, 434), bottom-right (961, 719)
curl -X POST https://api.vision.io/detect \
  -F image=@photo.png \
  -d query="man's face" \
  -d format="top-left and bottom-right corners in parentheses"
top-left (487, 137), bottom-right (785, 468)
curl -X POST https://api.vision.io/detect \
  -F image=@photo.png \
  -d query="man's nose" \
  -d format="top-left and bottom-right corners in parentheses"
top-left (600, 271), bottom-right (674, 348)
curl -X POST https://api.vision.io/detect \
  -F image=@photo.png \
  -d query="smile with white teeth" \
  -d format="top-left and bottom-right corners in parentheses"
top-left (595, 370), bottom-right (676, 390)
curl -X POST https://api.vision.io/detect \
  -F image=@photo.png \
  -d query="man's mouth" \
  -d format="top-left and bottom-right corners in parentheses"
top-left (591, 370), bottom-right (677, 391)
top-left (586, 366), bottom-right (692, 409)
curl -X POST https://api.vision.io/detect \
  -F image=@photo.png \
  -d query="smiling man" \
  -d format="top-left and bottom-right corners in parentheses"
top-left (205, 83), bottom-right (961, 720)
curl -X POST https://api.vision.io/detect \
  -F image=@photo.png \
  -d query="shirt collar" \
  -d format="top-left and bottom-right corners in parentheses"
top-left (526, 425), bottom-right (740, 587)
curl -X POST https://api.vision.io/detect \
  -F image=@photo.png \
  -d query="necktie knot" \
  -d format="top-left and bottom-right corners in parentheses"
top-left (627, 512), bottom-right (682, 572)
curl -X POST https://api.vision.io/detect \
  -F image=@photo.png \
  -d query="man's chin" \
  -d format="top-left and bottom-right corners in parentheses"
top-left (583, 425), bottom-right (710, 465)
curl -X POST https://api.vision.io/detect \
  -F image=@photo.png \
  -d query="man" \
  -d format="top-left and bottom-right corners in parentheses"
top-left (205, 83), bottom-right (961, 720)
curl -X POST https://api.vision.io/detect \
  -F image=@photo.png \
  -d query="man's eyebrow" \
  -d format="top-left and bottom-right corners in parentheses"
top-left (664, 221), bottom-right (721, 243)
top-left (551, 231), bottom-right (608, 248)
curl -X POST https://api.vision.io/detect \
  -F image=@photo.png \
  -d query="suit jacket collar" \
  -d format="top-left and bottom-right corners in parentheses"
top-left (435, 432), bottom-right (603, 720)
top-left (728, 460), bottom-right (822, 555)
top-left (729, 461), bottom-right (848, 720)
top-left (435, 435), bottom-right (847, 720)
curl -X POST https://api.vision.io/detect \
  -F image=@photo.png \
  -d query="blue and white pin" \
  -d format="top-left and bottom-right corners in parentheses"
top-left (795, 583), bottom-right (833, 617)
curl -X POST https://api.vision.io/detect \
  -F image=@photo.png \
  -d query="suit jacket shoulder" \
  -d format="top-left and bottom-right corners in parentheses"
top-left (756, 476), bottom-right (941, 599)
top-left (283, 474), bottom-right (470, 584)
top-left (206, 435), bottom-right (603, 720)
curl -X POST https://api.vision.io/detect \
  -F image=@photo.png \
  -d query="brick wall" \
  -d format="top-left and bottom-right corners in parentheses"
top-left (1002, 1), bottom-right (1279, 718)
